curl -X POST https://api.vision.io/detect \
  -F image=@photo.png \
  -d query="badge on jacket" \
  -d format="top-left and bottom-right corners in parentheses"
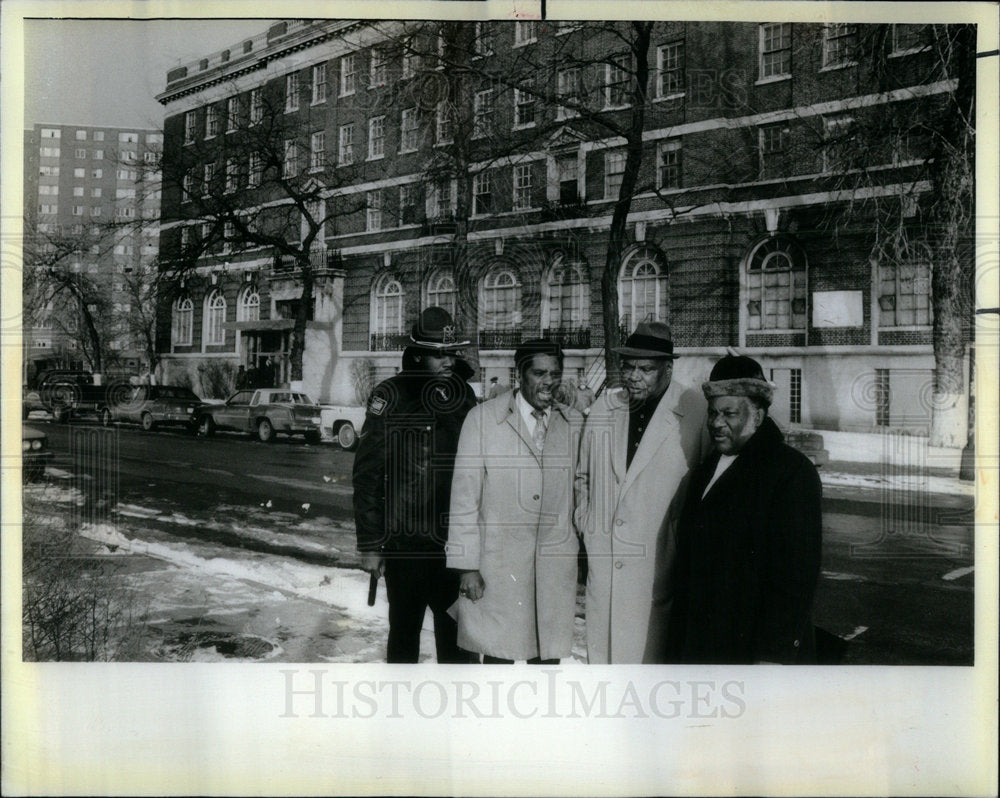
top-left (368, 395), bottom-right (387, 416)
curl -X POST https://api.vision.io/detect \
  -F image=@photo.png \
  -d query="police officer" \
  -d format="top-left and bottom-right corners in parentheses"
top-left (352, 307), bottom-right (479, 663)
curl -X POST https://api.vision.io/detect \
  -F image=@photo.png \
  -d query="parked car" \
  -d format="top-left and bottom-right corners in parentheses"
top-left (22, 425), bottom-right (54, 482)
top-left (101, 385), bottom-right (207, 432)
top-left (195, 388), bottom-right (323, 443)
top-left (22, 388), bottom-right (49, 420)
top-left (319, 404), bottom-right (366, 451)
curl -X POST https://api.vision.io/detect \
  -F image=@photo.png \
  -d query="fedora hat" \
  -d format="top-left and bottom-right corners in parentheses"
top-left (613, 321), bottom-right (679, 359)
top-left (410, 306), bottom-right (470, 350)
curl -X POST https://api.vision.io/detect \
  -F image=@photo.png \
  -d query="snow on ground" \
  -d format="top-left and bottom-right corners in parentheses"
top-left (819, 470), bottom-right (974, 497)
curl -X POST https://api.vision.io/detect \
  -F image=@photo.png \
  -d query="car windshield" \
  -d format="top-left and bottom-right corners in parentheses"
top-left (228, 391), bottom-right (255, 405)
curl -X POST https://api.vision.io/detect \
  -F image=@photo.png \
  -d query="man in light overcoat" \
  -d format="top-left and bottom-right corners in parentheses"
top-left (447, 340), bottom-right (582, 663)
top-left (574, 322), bottom-right (709, 663)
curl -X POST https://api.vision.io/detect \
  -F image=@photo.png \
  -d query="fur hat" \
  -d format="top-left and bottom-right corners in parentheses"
top-left (702, 354), bottom-right (774, 406)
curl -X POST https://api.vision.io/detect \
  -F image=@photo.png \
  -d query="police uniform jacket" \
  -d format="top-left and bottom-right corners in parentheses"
top-left (667, 416), bottom-right (823, 664)
top-left (352, 348), bottom-right (477, 554)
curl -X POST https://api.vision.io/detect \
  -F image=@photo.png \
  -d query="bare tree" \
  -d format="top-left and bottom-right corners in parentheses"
top-left (159, 82), bottom-right (366, 383)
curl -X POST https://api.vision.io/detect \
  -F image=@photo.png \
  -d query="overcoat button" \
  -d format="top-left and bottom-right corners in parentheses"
top-left (532, 494), bottom-right (539, 501)
top-left (615, 519), bottom-right (624, 526)
top-left (614, 561), bottom-right (623, 569)
top-left (793, 639), bottom-right (800, 647)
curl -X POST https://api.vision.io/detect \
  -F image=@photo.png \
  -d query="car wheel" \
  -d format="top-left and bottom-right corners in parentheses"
top-left (100, 408), bottom-right (113, 427)
top-left (140, 412), bottom-right (156, 432)
top-left (197, 416), bottom-right (215, 437)
top-left (336, 421), bottom-right (358, 451)
top-left (304, 430), bottom-right (321, 445)
top-left (257, 418), bottom-right (275, 443)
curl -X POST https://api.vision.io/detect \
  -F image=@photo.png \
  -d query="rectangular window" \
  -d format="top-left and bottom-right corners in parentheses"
top-left (338, 123), bottom-right (354, 164)
top-left (429, 179), bottom-right (454, 218)
top-left (399, 183), bottom-right (417, 224)
top-left (402, 37), bottom-right (416, 79)
top-left (339, 53), bottom-right (356, 96)
top-left (789, 368), bottom-right (802, 424)
top-left (205, 105), bottom-right (219, 137)
top-left (875, 369), bottom-right (890, 427)
top-left (557, 155), bottom-right (578, 205)
top-left (473, 90), bottom-right (494, 138)
top-left (91, 168), bottom-right (102, 179)
top-left (604, 150), bottom-right (626, 198)
top-left (72, 205), bottom-right (85, 216)
top-left (40, 147), bottom-right (60, 158)
top-left (39, 185), bottom-right (59, 195)
top-left (115, 188), bottom-right (136, 199)
top-left (822, 23), bottom-right (856, 68)
top-left (513, 163), bottom-right (533, 210)
top-left (203, 162), bottom-right (215, 194)
top-left (227, 97), bottom-right (240, 131)
top-left (282, 140), bottom-right (298, 177)
top-left (823, 115), bottom-right (855, 172)
top-left (310, 131), bottom-right (326, 170)
top-left (514, 21), bottom-right (537, 46)
top-left (39, 166), bottom-right (60, 176)
top-left (285, 73), bottom-right (300, 112)
top-left (366, 189), bottom-right (382, 232)
top-left (183, 172), bottom-right (195, 200)
top-left (891, 24), bottom-right (930, 55)
top-left (94, 131), bottom-right (104, 142)
top-left (473, 171), bottom-right (491, 215)
top-left (38, 204), bottom-right (58, 215)
top-left (758, 123), bottom-right (789, 176)
top-left (225, 157), bottom-right (239, 192)
top-left (605, 53), bottom-right (631, 108)
top-left (879, 262), bottom-right (932, 327)
top-left (249, 88), bottom-right (263, 125)
top-left (143, 151), bottom-right (156, 163)
top-left (473, 23), bottom-right (493, 57)
top-left (657, 41), bottom-right (685, 97)
top-left (759, 23), bottom-right (792, 79)
top-left (184, 111), bottom-right (196, 143)
top-left (657, 139), bottom-right (681, 189)
top-left (117, 168), bottom-right (136, 181)
top-left (369, 47), bottom-right (387, 87)
top-left (400, 108), bottom-right (420, 152)
top-left (368, 116), bottom-right (386, 159)
top-left (74, 167), bottom-right (85, 178)
top-left (91, 187), bottom-right (102, 198)
top-left (556, 69), bottom-right (580, 119)
top-left (435, 102), bottom-right (453, 145)
top-left (94, 149), bottom-right (104, 160)
top-left (75, 129), bottom-right (87, 140)
top-left (513, 87), bottom-right (535, 128)
top-left (119, 132), bottom-right (138, 143)
top-left (311, 64), bottom-right (327, 104)
top-left (248, 152), bottom-right (263, 187)
top-left (41, 128), bottom-right (61, 138)
top-left (75, 148), bottom-right (87, 159)
top-left (120, 150), bottom-right (137, 163)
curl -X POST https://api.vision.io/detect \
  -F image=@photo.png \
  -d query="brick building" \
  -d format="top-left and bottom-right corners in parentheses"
top-left (155, 19), bottom-right (969, 434)
top-left (23, 122), bottom-right (162, 382)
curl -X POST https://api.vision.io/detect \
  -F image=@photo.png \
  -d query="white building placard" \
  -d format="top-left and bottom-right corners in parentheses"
top-left (812, 290), bottom-right (864, 328)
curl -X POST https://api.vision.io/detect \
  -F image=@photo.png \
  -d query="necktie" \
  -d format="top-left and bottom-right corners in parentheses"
top-left (531, 409), bottom-right (548, 452)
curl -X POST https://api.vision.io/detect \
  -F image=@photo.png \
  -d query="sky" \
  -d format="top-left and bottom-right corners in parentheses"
top-left (24, 19), bottom-right (276, 130)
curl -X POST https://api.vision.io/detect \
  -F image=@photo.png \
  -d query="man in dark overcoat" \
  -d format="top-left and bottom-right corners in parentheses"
top-left (352, 306), bottom-right (479, 663)
top-left (667, 354), bottom-right (823, 664)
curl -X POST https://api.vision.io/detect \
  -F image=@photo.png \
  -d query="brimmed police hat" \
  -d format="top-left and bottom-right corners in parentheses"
top-left (613, 321), bottom-right (680, 359)
top-left (410, 306), bottom-right (470, 350)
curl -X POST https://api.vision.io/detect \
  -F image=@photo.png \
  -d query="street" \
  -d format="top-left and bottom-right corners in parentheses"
top-left (27, 417), bottom-right (975, 665)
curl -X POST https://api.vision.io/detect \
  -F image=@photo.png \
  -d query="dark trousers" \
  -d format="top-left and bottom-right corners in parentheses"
top-left (384, 554), bottom-right (476, 664)
top-left (481, 655), bottom-right (560, 665)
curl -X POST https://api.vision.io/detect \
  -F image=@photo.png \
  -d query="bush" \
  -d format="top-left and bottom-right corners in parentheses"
top-left (351, 358), bottom-right (378, 406)
top-left (197, 361), bottom-right (237, 399)
top-left (22, 495), bottom-right (147, 661)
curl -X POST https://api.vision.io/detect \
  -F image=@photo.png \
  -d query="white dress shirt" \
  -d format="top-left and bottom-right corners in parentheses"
top-left (516, 390), bottom-right (550, 438)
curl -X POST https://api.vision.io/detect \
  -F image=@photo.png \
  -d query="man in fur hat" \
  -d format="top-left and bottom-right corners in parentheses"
top-left (666, 354), bottom-right (823, 664)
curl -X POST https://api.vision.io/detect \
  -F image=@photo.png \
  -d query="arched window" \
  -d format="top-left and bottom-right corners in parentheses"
top-left (543, 255), bottom-right (589, 346)
top-left (424, 268), bottom-right (456, 317)
top-left (618, 248), bottom-right (668, 331)
top-left (745, 237), bottom-right (807, 331)
top-left (238, 286), bottom-right (260, 322)
top-left (204, 289), bottom-right (227, 346)
top-left (479, 265), bottom-right (521, 330)
top-left (171, 297), bottom-right (193, 347)
top-left (371, 274), bottom-right (404, 335)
